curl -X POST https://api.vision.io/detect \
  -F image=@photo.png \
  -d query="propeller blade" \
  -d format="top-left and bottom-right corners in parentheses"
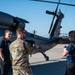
top-left (32, 0), bottom-right (75, 7)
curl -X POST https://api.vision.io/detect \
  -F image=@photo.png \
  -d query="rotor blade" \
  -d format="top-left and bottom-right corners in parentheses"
top-left (48, 0), bottom-right (60, 33)
top-left (48, 14), bottom-right (55, 33)
top-left (32, 0), bottom-right (75, 7)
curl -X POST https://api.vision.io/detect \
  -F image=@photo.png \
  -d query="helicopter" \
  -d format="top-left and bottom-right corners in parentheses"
top-left (0, 0), bottom-right (75, 62)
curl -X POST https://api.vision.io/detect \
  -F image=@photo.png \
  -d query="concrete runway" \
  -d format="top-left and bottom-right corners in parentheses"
top-left (0, 44), bottom-right (67, 75)
top-left (30, 44), bottom-right (67, 75)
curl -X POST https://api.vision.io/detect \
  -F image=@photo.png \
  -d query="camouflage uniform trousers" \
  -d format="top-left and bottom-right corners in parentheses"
top-left (13, 69), bottom-right (33, 75)
top-left (12, 67), bottom-right (33, 75)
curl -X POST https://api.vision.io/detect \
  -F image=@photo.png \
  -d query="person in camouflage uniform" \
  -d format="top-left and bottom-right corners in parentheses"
top-left (9, 28), bottom-right (38, 75)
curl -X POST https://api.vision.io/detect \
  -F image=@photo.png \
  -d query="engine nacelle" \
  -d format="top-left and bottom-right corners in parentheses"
top-left (0, 11), bottom-right (29, 30)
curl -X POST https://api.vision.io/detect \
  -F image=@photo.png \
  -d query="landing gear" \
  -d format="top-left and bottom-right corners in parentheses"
top-left (41, 52), bottom-right (49, 61)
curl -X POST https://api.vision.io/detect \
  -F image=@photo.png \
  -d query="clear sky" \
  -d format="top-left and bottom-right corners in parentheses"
top-left (0, 0), bottom-right (75, 37)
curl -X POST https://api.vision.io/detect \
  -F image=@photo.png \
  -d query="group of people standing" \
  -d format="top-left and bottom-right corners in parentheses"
top-left (0, 28), bottom-right (38, 75)
top-left (0, 28), bottom-right (75, 75)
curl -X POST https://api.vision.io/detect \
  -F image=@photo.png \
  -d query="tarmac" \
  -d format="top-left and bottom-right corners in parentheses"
top-left (30, 44), bottom-right (67, 75)
top-left (0, 44), bottom-right (67, 75)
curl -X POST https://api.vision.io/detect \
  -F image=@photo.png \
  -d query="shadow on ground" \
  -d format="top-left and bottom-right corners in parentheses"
top-left (31, 60), bottom-right (66, 75)
top-left (0, 60), bottom-right (66, 75)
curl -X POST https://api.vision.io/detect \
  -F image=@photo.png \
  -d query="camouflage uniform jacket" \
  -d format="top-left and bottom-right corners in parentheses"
top-left (9, 38), bottom-right (37, 74)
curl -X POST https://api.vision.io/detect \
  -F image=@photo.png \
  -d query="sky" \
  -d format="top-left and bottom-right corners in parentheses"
top-left (0, 0), bottom-right (75, 37)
